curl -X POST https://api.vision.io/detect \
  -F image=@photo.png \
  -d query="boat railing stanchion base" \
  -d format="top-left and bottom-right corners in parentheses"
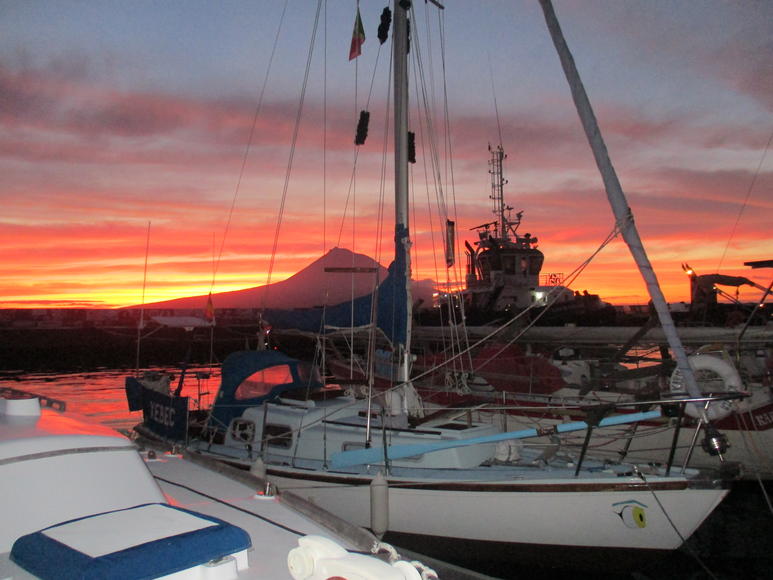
top-left (662, 401), bottom-right (686, 476)
top-left (574, 404), bottom-right (614, 476)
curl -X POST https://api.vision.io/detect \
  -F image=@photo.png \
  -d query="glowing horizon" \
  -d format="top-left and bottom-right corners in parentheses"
top-left (1, 2), bottom-right (770, 311)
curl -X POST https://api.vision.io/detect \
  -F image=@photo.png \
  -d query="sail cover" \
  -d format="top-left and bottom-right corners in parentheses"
top-left (262, 256), bottom-right (409, 348)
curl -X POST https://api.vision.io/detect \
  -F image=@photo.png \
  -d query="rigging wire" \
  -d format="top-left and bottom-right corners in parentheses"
top-left (471, 224), bottom-right (622, 373)
top-left (437, 8), bottom-right (475, 373)
top-left (488, 53), bottom-right (505, 150)
top-left (409, 2), bottom-right (472, 371)
top-left (263, 0), bottom-right (324, 308)
top-left (134, 221), bottom-right (152, 372)
top-left (154, 474), bottom-right (305, 536)
top-left (638, 471), bottom-right (719, 580)
top-left (717, 127), bottom-right (773, 272)
top-left (734, 411), bottom-right (773, 516)
top-left (326, 4), bottom-right (393, 385)
top-left (209, 0), bottom-right (289, 294)
top-left (326, 7), bottom-right (392, 367)
top-left (336, 3), bottom-right (390, 249)
top-left (349, 0), bottom-right (361, 350)
top-left (323, 0), bottom-right (328, 288)
top-left (270, 227), bottom-right (621, 443)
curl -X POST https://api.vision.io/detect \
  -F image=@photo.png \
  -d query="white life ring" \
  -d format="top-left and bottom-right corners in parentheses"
top-left (669, 354), bottom-right (742, 421)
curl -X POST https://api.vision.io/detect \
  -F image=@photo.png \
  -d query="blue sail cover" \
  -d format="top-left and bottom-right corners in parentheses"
top-left (379, 227), bottom-right (409, 348)
top-left (207, 350), bottom-right (322, 430)
top-left (263, 294), bottom-right (372, 335)
top-left (263, 254), bottom-right (409, 348)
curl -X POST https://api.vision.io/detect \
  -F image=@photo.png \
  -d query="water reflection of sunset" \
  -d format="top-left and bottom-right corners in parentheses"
top-left (6, 368), bottom-right (218, 432)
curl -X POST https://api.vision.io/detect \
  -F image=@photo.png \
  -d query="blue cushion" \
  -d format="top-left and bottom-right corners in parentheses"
top-left (11, 503), bottom-right (251, 580)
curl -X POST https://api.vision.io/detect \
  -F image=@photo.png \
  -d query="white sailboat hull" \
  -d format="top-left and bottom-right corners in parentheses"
top-left (267, 467), bottom-right (727, 552)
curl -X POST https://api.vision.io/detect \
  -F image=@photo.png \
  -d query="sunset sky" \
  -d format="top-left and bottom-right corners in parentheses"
top-left (1, 0), bottom-right (771, 310)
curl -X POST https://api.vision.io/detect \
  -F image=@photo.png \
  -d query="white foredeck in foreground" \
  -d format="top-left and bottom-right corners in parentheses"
top-left (0, 393), bottom-right (436, 580)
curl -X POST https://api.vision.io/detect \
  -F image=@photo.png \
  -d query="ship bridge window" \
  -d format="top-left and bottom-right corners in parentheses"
top-left (502, 256), bottom-right (516, 274)
top-left (234, 365), bottom-right (294, 400)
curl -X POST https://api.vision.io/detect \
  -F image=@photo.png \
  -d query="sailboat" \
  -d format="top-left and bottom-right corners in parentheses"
top-left (407, 150), bottom-right (772, 478)
top-left (122, 1), bottom-right (735, 572)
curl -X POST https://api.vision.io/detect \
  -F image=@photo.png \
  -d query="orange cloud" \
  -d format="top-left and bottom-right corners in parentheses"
top-left (1, 38), bottom-right (770, 312)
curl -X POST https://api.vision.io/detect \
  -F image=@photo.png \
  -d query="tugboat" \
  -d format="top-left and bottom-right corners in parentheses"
top-left (463, 145), bottom-right (545, 315)
top-left (457, 145), bottom-right (615, 326)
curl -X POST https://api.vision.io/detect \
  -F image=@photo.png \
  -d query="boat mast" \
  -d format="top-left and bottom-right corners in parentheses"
top-left (489, 144), bottom-right (513, 241)
top-left (538, 0), bottom-right (704, 404)
top-left (393, 0), bottom-right (412, 382)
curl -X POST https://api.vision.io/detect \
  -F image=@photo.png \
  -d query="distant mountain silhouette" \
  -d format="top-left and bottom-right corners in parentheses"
top-left (136, 247), bottom-right (434, 311)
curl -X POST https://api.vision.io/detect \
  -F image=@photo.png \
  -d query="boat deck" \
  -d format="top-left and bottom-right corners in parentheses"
top-left (194, 442), bottom-right (720, 489)
top-left (0, 398), bottom-right (419, 580)
top-left (146, 449), bottom-right (369, 553)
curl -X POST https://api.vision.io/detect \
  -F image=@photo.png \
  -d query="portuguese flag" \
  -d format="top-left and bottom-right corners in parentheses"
top-left (349, 7), bottom-right (365, 60)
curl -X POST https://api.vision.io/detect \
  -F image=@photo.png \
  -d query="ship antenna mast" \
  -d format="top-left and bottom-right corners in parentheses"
top-left (489, 144), bottom-right (519, 241)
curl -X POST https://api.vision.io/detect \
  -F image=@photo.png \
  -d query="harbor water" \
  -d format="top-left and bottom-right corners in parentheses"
top-left (3, 367), bottom-right (772, 580)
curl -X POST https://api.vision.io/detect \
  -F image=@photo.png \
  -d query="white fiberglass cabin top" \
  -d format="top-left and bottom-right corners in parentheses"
top-left (0, 388), bottom-right (436, 580)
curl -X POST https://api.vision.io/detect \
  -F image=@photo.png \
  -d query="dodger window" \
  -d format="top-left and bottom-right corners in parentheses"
top-left (234, 365), bottom-right (294, 400)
